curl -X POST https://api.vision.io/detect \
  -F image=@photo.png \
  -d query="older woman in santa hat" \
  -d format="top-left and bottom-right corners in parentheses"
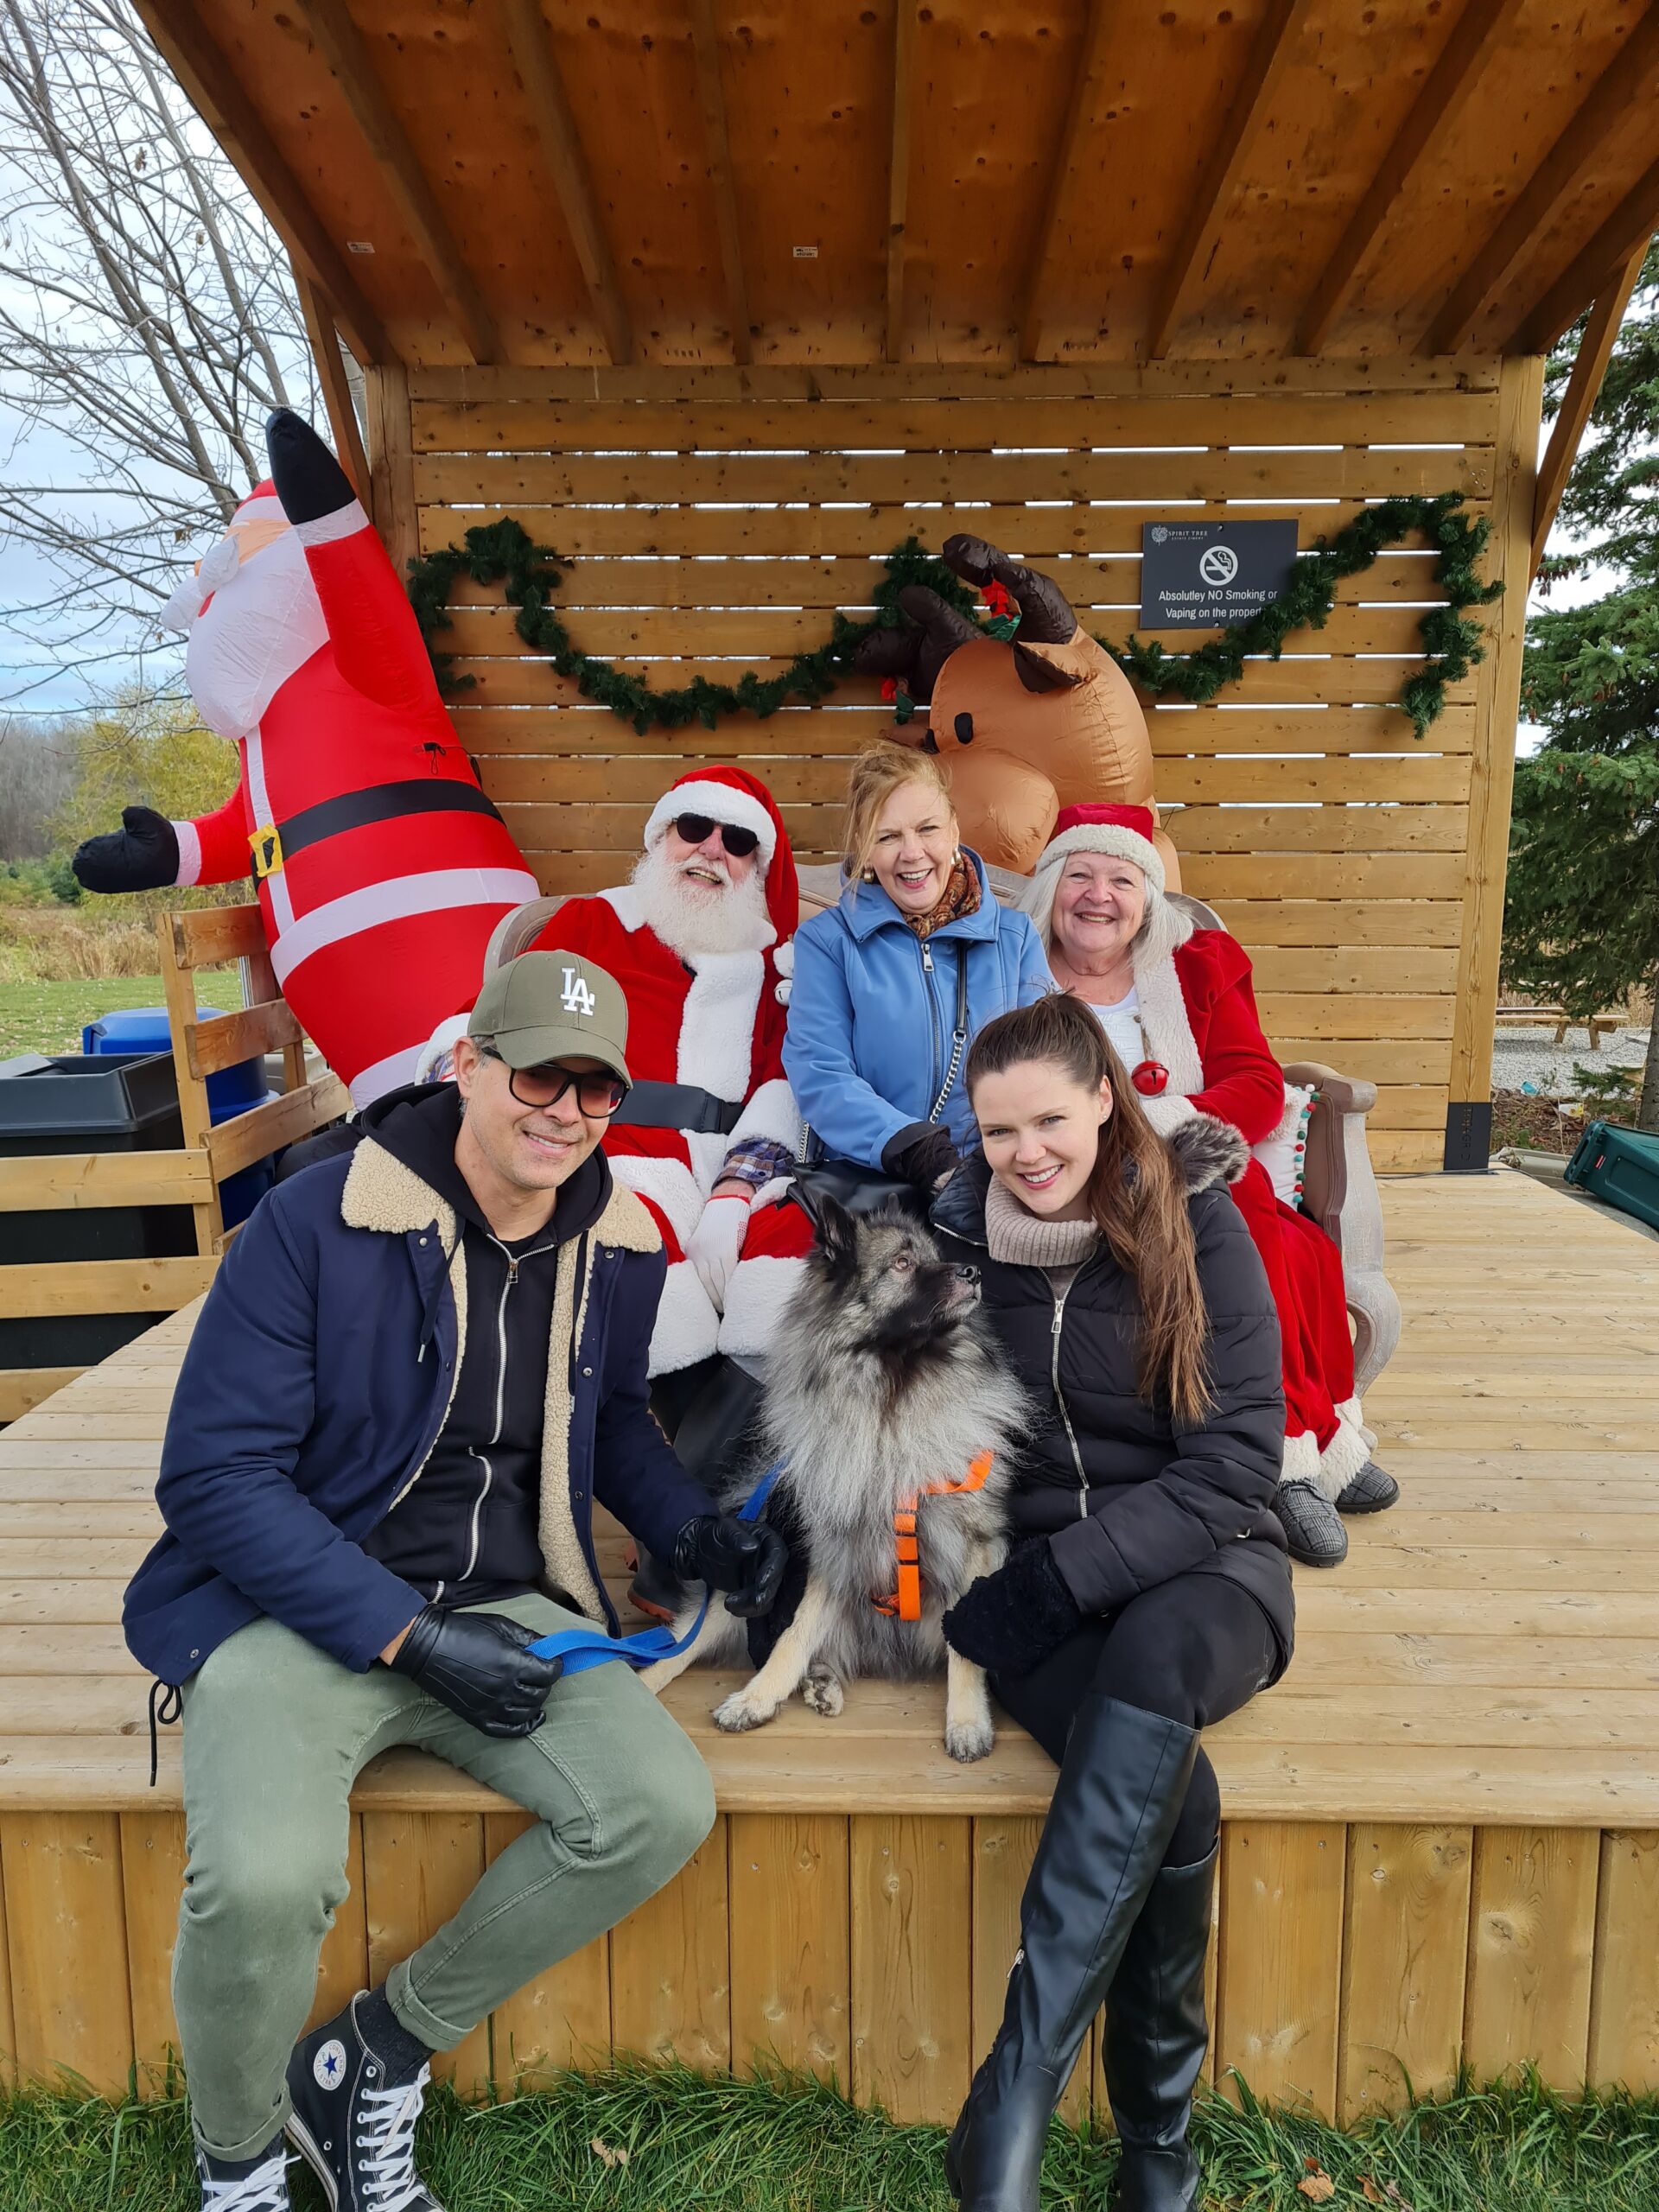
top-left (1019, 804), bottom-right (1395, 1567)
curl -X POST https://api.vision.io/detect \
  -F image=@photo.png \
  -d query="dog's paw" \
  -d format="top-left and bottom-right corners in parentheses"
top-left (944, 1715), bottom-right (995, 1764)
top-left (713, 1688), bottom-right (777, 1734)
top-left (803, 1666), bottom-right (844, 1718)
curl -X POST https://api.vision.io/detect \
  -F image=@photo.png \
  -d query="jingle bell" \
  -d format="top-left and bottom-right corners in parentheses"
top-left (1131, 1060), bottom-right (1168, 1096)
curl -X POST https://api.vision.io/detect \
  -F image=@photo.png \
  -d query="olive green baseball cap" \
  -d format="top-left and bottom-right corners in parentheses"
top-left (468, 950), bottom-right (630, 1082)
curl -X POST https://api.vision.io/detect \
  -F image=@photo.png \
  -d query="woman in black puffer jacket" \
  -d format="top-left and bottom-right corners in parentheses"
top-left (931, 991), bottom-right (1293, 2212)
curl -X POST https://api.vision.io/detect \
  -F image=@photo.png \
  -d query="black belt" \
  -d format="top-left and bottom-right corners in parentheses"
top-left (610, 1081), bottom-right (743, 1135)
top-left (250, 778), bottom-right (504, 878)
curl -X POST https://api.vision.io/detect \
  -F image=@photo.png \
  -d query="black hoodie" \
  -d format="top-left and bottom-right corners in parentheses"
top-left (353, 1082), bottom-right (610, 1608)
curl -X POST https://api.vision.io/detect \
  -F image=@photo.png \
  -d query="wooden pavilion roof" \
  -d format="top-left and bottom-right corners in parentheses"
top-left (137, 0), bottom-right (1659, 371)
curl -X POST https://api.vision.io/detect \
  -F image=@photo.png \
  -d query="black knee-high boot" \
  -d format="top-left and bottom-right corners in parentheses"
top-left (1102, 1843), bottom-right (1217, 2212)
top-left (944, 1694), bottom-right (1199, 2212)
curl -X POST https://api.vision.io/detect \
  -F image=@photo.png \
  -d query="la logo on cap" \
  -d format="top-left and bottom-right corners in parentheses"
top-left (560, 966), bottom-right (597, 1018)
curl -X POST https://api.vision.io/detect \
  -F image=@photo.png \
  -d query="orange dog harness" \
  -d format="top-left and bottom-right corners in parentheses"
top-left (873, 1451), bottom-right (996, 1622)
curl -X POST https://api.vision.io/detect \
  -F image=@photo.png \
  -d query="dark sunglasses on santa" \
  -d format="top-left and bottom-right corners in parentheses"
top-left (672, 811), bottom-right (760, 858)
top-left (478, 1046), bottom-right (628, 1117)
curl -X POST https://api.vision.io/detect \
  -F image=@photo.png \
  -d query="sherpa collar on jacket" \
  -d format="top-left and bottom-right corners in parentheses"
top-left (339, 1134), bottom-right (660, 1624)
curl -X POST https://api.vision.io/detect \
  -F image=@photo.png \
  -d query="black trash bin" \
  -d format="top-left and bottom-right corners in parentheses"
top-left (0, 1051), bottom-right (194, 1372)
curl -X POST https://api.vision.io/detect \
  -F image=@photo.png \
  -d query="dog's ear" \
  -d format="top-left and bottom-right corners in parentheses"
top-left (812, 1193), bottom-right (860, 1274)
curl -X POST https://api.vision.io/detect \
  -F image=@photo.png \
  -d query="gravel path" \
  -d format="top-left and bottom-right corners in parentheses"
top-left (1492, 1023), bottom-right (1652, 1096)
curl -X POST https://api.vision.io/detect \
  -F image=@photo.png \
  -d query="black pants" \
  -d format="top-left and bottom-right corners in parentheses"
top-left (991, 1572), bottom-right (1278, 1867)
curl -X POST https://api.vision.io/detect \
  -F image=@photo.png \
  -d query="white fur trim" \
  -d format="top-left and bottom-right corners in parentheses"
top-left (1031, 821), bottom-right (1164, 894)
top-left (293, 499), bottom-right (370, 547)
top-left (728, 1076), bottom-right (804, 1155)
top-left (614, 1154), bottom-right (705, 1246)
top-left (645, 779), bottom-right (777, 863)
top-left (1280, 1430), bottom-right (1322, 1486)
top-left (648, 1256), bottom-right (721, 1375)
top-left (171, 819), bottom-right (203, 887)
top-left (1336, 1395), bottom-right (1376, 1452)
top-left (598, 882), bottom-right (645, 931)
top-left (1317, 1414), bottom-right (1372, 1501)
top-left (716, 1254), bottom-right (803, 1359)
top-left (1139, 1093), bottom-right (1198, 1136)
top-left (1131, 943), bottom-right (1205, 1097)
top-left (677, 950), bottom-right (765, 1101)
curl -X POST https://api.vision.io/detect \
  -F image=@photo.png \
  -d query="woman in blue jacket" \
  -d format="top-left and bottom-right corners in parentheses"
top-left (785, 744), bottom-right (1050, 1181)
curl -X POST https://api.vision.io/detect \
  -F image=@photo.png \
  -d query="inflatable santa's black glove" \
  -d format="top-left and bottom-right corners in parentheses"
top-left (881, 1122), bottom-right (962, 1192)
top-left (386, 1605), bottom-right (563, 1738)
top-left (266, 406), bottom-right (355, 525)
top-left (943, 1539), bottom-right (1084, 1677)
top-left (72, 806), bottom-right (180, 894)
top-left (673, 1514), bottom-right (790, 1620)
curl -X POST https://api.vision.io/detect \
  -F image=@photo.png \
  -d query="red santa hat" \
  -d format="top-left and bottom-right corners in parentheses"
top-left (1030, 803), bottom-right (1166, 897)
top-left (643, 766), bottom-right (799, 944)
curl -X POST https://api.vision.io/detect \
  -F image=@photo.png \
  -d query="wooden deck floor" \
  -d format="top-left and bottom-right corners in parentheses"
top-left (2, 1167), bottom-right (1656, 2117)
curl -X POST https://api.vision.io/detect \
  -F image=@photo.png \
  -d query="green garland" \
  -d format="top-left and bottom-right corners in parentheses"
top-left (407, 493), bottom-right (1497, 740)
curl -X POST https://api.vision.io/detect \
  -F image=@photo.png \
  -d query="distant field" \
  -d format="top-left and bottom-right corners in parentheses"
top-left (0, 973), bottom-right (242, 1060)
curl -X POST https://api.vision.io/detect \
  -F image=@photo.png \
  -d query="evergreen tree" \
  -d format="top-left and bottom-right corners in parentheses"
top-left (1505, 239), bottom-right (1659, 1130)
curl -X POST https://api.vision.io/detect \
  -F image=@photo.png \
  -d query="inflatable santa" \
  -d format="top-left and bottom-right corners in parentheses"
top-left (525, 766), bottom-right (811, 1377)
top-left (72, 410), bottom-right (540, 1105)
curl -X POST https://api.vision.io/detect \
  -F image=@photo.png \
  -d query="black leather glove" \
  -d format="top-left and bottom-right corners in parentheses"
top-left (880, 1122), bottom-right (962, 1192)
top-left (673, 1514), bottom-right (789, 1620)
top-left (72, 805), bottom-right (181, 894)
top-left (943, 1539), bottom-right (1085, 1677)
top-left (386, 1605), bottom-right (563, 1738)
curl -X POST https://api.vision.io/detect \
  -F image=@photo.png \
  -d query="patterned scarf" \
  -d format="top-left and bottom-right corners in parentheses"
top-left (903, 853), bottom-right (981, 939)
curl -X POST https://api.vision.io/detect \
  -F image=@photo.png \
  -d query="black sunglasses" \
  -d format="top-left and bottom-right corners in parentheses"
top-left (478, 1045), bottom-right (628, 1117)
top-left (672, 811), bottom-right (760, 858)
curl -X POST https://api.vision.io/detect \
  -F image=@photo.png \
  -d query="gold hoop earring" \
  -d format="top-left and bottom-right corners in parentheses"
top-left (861, 867), bottom-right (877, 884)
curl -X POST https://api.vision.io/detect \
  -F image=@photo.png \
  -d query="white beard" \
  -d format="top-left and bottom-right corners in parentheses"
top-left (631, 843), bottom-right (776, 958)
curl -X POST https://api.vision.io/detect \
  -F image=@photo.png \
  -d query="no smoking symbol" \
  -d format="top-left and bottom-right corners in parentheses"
top-left (1198, 543), bottom-right (1238, 587)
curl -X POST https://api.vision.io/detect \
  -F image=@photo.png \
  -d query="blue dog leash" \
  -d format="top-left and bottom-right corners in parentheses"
top-left (526, 1458), bottom-right (785, 1675)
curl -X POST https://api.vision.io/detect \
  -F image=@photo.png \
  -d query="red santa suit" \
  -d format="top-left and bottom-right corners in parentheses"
top-left (149, 415), bottom-right (538, 1105)
top-left (1024, 808), bottom-right (1371, 1503)
top-left (529, 767), bottom-right (814, 1376)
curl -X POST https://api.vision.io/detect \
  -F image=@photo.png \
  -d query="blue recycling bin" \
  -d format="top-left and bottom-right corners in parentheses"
top-left (81, 1006), bottom-right (277, 1227)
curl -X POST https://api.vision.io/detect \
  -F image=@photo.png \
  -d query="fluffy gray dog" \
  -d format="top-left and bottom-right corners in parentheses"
top-left (643, 1194), bottom-right (1028, 1761)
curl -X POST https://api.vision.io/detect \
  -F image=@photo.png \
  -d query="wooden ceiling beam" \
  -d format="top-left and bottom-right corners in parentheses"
top-left (133, 0), bottom-right (390, 365)
top-left (293, 268), bottom-right (373, 513)
top-left (502, 0), bottom-right (632, 367)
top-left (885, 0), bottom-right (918, 364)
top-left (1425, 5), bottom-right (1659, 357)
top-left (296, 0), bottom-right (499, 367)
top-left (689, 0), bottom-right (750, 366)
top-left (1016, 0), bottom-right (1109, 363)
top-left (1508, 163), bottom-right (1659, 355)
top-left (1529, 238), bottom-right (1649, 578)
top-left (1293, 0), bottom-right (1522, 358)
top-left (1147, 0), bottom-right (1316, 361)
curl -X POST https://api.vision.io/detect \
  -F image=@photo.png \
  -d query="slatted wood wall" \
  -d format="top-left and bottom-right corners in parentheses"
top-left (12, 1806), bottom-right (1658, 2121)
top-left (370, 355), bottom-right (1541, 1173)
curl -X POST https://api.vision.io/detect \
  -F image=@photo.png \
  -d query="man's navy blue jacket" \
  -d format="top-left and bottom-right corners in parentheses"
top-left (123, 1113), bottom-right (715, 1687)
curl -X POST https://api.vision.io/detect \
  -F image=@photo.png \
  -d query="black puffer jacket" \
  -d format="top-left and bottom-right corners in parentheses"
top-left (931, 1116), bottom-right (1294, 1675)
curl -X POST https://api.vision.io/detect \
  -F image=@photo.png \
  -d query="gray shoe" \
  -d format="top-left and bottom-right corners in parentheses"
top-left (1272, 1479), bottom-right (1348, 1567)
top-left (1336, 1459), bottom-right (1398, 1515)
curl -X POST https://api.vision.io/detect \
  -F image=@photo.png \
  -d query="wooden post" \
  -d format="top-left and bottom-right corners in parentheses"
top-left (1530, 239), bottom-right (1649, 578)
top-left (157, 912), bottom-right (225, 1257)
top-left (364, 363), bottom-right (418, 589)
top-left (294, 267), bottom-right (374, 516)
top-left (1443, 353), bottom-right (1545, 1170)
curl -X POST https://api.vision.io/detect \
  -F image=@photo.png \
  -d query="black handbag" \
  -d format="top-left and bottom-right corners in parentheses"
top-left (788, 943), bottom-right (969, 1225)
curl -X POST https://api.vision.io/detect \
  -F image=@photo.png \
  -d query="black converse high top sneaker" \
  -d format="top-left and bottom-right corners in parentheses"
top-left (195, 2143), bottom-right (291, 2212)
top-left (285, 1992), bottom-right (442, 2212)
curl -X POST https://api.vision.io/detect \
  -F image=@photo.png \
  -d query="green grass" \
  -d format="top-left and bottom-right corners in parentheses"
top-left (3, 2066), bottom-right (1658, 2212)
top-left (0, 974), bottom-right (242, 1061)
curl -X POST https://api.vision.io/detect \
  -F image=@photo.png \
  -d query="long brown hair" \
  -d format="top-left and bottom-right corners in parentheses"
top-left (965, 993), bottom-right (1212, 1426)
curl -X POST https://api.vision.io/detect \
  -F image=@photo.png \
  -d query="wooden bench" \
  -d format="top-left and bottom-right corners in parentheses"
top-left (1496, 1006), bottom-right (1623, 1050)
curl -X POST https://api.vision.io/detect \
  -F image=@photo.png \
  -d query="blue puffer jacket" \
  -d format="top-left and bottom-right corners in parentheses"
top-left (123, 1130), bottom-right (712, 1688)
top-left (783, 850), bottom-right (1051, 1167)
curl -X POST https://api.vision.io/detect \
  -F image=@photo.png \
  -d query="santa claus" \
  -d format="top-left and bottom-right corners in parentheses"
top-left (526, 766), bottom-right (813, 1380)
top-left (1019, 804), bottom-right (1396, 1569)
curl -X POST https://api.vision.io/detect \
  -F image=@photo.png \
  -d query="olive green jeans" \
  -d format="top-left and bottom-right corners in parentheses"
top-left (174, 1593), bottom-right (715, 2161)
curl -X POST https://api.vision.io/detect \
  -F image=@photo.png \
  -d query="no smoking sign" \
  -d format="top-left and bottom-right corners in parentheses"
top-left (1141, 520), bottom-right (1298, 628)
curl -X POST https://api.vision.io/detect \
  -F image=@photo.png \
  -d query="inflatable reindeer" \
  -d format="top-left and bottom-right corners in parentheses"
top-left (855, 535), bottom-right (1179, 883)
top-left (73, 412), bottom-right (539, 1104)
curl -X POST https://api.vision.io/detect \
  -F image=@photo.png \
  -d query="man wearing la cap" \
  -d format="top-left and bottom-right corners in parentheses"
top-left (1018, 804), bottom-right (1398, 1569)
top-left (123, 950), bottom-right (786, 2212)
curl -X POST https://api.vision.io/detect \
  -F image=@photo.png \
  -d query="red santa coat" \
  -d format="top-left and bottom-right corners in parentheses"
top-left (530, 885), bottom-right (810, 1376)
top-left (172, 479), bottom-right (538, 1105)
top-left (1129, 927), bottom-right (1369, 1499)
